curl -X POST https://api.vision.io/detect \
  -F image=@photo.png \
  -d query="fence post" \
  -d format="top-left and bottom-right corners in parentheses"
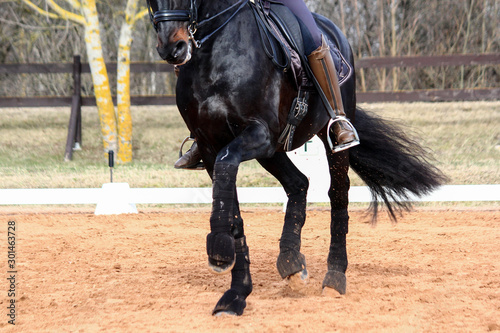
top-left (64, 55), bottom-right (82, 161)
top-left (74, 55), bottom-right (82, 150)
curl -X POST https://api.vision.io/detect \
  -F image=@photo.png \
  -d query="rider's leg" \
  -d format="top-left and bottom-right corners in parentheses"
top-left (279, 0), bottom-right (322, 54)
top-left (308, 36), bottom-right (358, 149)
top-left (281, 0), bottom-right (359, 151)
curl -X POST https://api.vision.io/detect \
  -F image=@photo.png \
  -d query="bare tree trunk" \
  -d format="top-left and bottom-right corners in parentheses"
top-left (390, 0), bottom-right (399, 91)
top-left (461, 0), bottom-right (476, 89)
top-left (378, 0), bottom-right (386, 91)
top-left (480, 0), bottom-right (489, 86)
top-left (339, 0), bottom-right (346, 33)
top-left (116, 0), bottom-right (146, 164)
top-left (352, 0), bottom-right (366, 92)
top-left (81, 0), bottom-right (118, 159)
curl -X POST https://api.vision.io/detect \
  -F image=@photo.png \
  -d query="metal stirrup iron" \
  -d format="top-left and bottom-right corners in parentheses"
top-left (326, 116), bottom-right (360, 153)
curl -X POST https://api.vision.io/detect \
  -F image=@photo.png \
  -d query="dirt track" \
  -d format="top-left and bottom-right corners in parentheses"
top-left (0, 207), bottom-right (499, 332)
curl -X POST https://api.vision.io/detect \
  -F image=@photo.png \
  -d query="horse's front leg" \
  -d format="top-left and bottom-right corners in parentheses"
top-left (206, 121), bottom-right (274, 315)
top-left (206, 121), bottom-right (273, 273)
top-left (212, 203), bottom-right (252, 316)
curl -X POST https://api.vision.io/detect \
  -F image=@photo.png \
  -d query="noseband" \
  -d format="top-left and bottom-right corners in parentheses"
top-left (147, 0), bottom-right (249, 49)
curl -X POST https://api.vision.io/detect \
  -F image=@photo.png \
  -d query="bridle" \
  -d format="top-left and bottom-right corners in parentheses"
top-left (147, 0), bottom-right (198, 31)
top-left (147, 0), bottom-right (198, 45)
top-left (147, 0), bottom-right (249, 49)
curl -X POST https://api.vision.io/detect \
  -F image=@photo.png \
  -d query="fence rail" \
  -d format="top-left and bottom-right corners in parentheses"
top-left (355, 53), bottom-right (500, 68)
top-left (0, 53), bottom-right (499, 108)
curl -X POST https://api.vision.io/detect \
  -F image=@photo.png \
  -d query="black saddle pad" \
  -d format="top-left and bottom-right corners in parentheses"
top-left (262, 2), bottom-right (353, 86)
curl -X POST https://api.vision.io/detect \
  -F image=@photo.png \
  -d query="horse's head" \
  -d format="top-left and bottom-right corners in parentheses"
top-left (147, 0), bottom-right (198, 65)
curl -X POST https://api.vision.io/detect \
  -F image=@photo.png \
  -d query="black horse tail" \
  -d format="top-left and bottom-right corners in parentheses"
top-left (349, 107), bottom-right (448, 222)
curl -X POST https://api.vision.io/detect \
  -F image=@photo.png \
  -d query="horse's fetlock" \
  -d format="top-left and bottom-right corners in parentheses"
top-left (234, 235), bottom-right (249, 254)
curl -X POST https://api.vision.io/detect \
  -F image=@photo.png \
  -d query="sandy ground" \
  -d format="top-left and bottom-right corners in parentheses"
top-left (0, 206), bottom-right (499, 332)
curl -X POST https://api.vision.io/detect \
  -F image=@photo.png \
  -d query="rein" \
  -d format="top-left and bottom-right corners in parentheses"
top-left (147, 0), bottom-right (249, 49)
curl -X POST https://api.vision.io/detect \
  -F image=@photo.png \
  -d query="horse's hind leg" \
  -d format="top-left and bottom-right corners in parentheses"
top-left (258, 153), bottom-right (310, 290)
top-left (318, 132), bottom-right (350, 295)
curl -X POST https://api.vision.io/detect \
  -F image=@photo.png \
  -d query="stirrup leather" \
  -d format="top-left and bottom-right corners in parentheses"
top-left (326, 116), bottom-right (360, 153)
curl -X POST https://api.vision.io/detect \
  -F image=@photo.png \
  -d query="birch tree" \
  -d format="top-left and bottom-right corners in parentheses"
top-left (21, 0), bottom-right (118, 160)
top-left (116, 0), bottom-right (147, 163)
top-left (20, 0), bottom-right (146, 163)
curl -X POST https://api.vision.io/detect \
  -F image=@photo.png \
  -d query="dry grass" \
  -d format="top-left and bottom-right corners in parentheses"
top-left (0, 101), bottom-right (498, 189)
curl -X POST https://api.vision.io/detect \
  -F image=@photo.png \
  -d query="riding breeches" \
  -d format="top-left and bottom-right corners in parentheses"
top-left (279, 0), bottom-right (322, 54)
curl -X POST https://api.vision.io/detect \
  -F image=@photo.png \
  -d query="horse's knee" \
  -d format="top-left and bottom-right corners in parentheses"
top-left (215, 121), bottom-right (274, 165)
top-left (283, 168), bottom-right (309, 197)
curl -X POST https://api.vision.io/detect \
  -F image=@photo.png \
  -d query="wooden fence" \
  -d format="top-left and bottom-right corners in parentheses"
top-left (1, 54), bottom-right (498, 159)
top-left (355, 54), bottom-right (500, 102)
top-left (1, 53), bottom-right (499, 108)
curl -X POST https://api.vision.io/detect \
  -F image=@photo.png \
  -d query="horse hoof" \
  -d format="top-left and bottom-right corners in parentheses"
top-left (212, 289), bottom-right (247, 316)
top-left (213, 311), bottom-right (238, 317)
top-left (286, 269), bottom-right (309, 292)
top-left (207, 232), bottom-right (235, 274)
top-left (276, 250), bottom-right (307, 279)
top-left (208, 256), bottom-right (235, 274)
top-left (322, 286), bottom-right (345, 297)
top-left (322, 270), bottom-right (346, 295)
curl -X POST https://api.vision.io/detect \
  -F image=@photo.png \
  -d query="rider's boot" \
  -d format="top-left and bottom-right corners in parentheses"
top-left (307, 36), bottom-right (359, 152)
top-left (174, 139), bottom-right (204, 169)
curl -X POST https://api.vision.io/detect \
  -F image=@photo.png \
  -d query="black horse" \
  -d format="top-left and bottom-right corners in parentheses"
top-left (147, 0), bottom-right (446, 316)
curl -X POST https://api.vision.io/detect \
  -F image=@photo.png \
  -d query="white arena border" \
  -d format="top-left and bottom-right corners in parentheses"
top-left (2, 137), bottom-right (498, 207)
top-left (0, 184), bottom-right (498, 205)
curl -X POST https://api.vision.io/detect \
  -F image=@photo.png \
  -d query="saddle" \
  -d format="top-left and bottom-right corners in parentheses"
top-left (249, 0), bottom-right (353, 88)
top-left (249, 0), bottom-right (353, 150)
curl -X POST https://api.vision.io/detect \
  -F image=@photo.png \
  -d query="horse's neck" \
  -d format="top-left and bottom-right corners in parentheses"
top-left (198, 0), bottom-right (238, 20)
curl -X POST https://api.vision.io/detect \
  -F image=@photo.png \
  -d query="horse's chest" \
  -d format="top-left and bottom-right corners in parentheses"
top-left (198, 94), bottom-right (232, 118)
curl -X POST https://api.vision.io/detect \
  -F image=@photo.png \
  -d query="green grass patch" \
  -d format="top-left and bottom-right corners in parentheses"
top-left (0, 101), bottom-right (498, 189)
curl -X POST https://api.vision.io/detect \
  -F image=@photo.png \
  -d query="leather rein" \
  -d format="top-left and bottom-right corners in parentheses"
top-left (147, 0), bottom-right (249, 49)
